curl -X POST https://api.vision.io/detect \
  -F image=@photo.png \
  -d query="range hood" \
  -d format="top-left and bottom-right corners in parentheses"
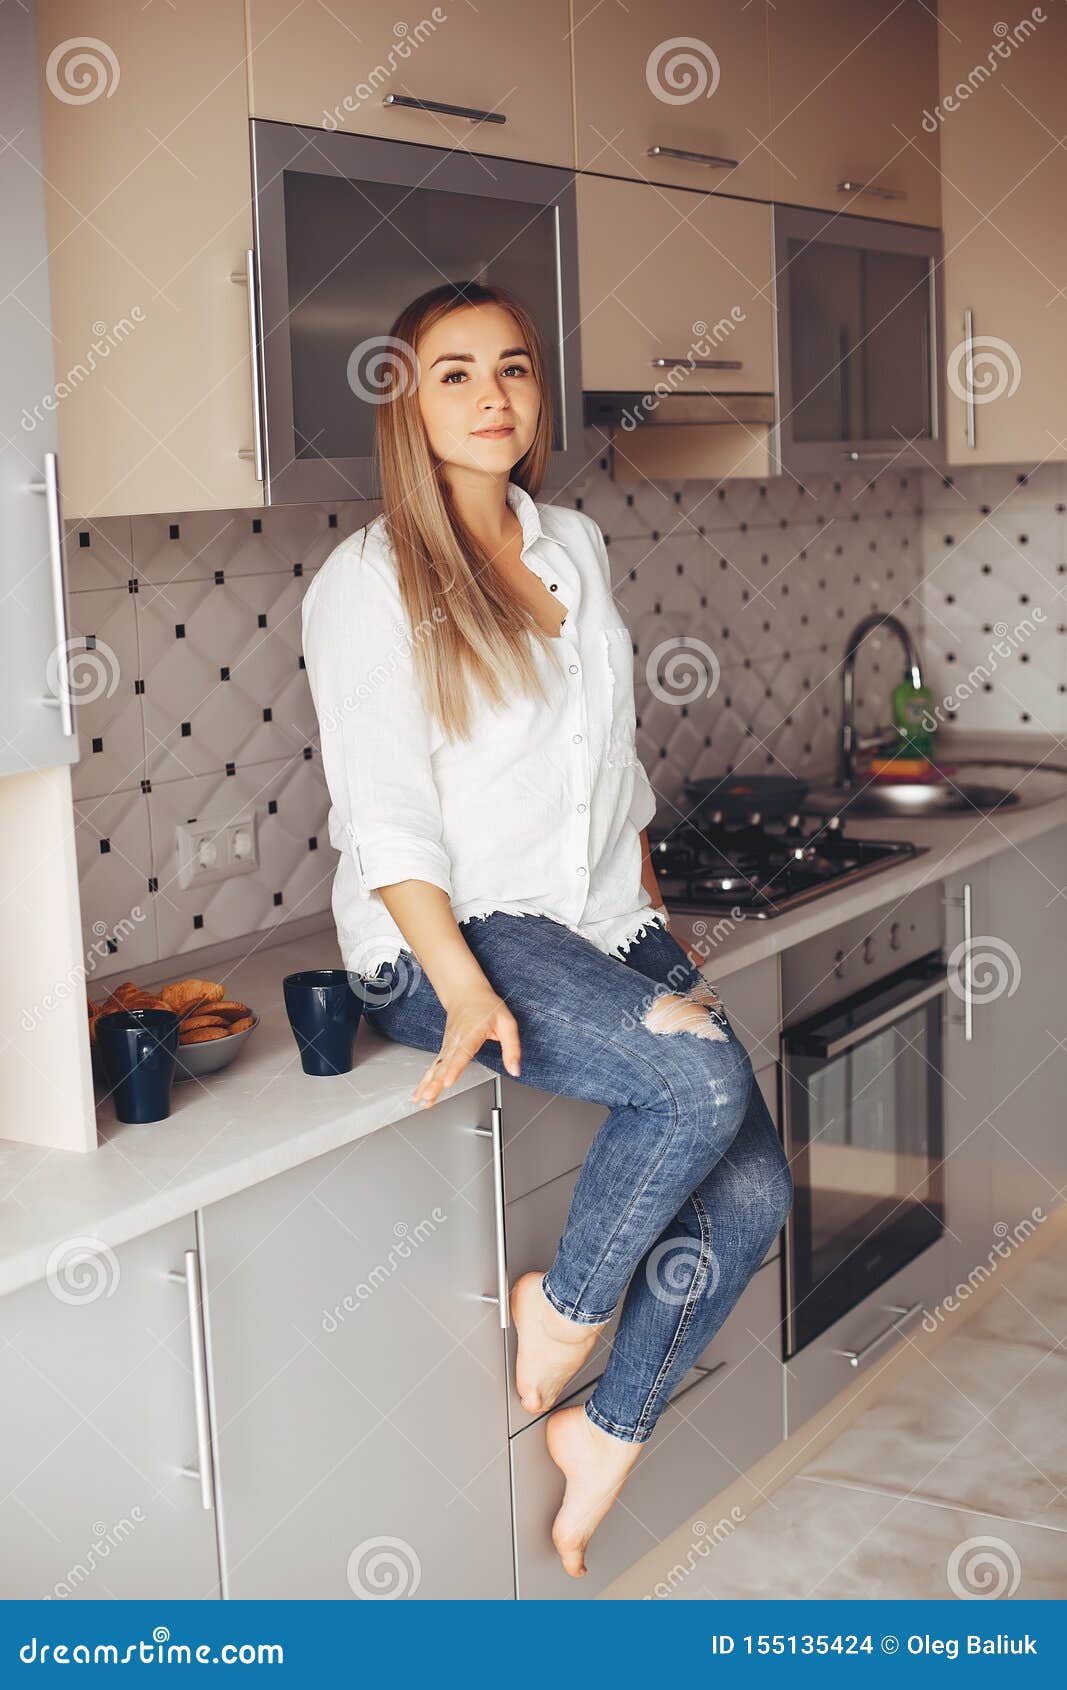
top-left (583, 391), bottom-right (776, 481)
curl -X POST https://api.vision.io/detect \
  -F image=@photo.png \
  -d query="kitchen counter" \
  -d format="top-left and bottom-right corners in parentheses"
top-left (1, 733), bottom-right (1064, 1301)
top-left (0, 930), bottom-right (489, 1298)
top-left (672, 735), bottom-right (1067, 983)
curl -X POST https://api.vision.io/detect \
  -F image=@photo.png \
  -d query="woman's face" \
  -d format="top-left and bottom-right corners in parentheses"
top-left (415, 303), bottom-right (540, 478)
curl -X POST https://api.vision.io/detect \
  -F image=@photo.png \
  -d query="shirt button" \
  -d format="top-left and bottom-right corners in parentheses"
top-left (577, 866), bottom-right (587, 876)
top-left (572, 732), bottom-right (583, 745)
top-left (577, 802), bottom-right (587, 814)
top-left (569, 664), bottom-right (579, 675)
top-left (549, 584), bottom-right (558, 592)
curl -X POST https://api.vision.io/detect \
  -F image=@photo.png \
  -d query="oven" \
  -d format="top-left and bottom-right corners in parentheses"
top-left (780, 889), bottom-right (947, 1359)
top-left (247, 120), bottom-right (585, 504)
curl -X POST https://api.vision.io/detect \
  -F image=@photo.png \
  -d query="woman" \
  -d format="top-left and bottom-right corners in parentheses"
top-left (301, 280), bottom-right (793, 1581)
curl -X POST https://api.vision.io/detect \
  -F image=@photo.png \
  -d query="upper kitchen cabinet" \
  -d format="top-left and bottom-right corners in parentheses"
top-left (1, 0), bottom-right (78, 774)
top-left (35, 1), bottom-right (262, 518)
top-left (571, 0), bottom-right (771, 201)
top-left (577, 175), bottom-right (775, 394)
top-left (937, 0), bottom-right (1067, 464)
top-left (767, 0), bottom-right (941, 227)
top-left (245, 0), bottom-right (574, 168)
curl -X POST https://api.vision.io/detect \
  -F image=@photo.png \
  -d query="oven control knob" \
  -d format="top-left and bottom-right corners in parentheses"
top-left (890, 921), bottom-right (903, 951)
top-left (834, 947), bottom-right (846, 979)
top-left (863, 936), bottom-right (877, 965)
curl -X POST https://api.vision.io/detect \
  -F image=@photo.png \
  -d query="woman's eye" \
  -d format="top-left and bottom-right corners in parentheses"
top-left (441, 369), bottom-right (467, 385)
top-left (503, 364), bottom-right (530, 378)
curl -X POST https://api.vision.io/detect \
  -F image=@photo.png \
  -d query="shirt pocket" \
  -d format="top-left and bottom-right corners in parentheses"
top-left (603, 624), bottom-right (640, 769)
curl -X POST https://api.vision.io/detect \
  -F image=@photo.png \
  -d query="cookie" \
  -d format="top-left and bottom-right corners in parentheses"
top-left (180, 1024), bottom-right (231, 1044)
top-left (226, 1014), bottom-right (255, 1033)
top-left (161, 977), bottom-right (225, 1013)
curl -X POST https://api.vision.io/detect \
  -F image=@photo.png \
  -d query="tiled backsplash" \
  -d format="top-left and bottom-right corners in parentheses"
top-left (919, 463), bottom-right (1067, 737)
top-left (79, 430), bottom-right (1036, 983)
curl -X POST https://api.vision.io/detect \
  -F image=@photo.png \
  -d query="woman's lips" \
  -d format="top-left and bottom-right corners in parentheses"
top-left (471, 425), bottom-right (514, 438)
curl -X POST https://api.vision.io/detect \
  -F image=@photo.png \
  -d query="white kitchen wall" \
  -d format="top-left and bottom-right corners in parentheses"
top-left (69, 431), bottom-right (927, 982)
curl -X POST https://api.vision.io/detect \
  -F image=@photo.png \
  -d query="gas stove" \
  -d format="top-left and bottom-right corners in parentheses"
top-left (648, 811), bottom-right (924, 919)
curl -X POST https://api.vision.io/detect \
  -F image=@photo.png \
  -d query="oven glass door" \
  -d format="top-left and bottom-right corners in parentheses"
top-left (783, 952), bottom-right (946, 1356)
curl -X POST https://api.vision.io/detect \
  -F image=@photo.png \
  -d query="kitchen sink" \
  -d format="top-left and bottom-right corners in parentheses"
top-left (804, 760), bottom-right (1067, 819)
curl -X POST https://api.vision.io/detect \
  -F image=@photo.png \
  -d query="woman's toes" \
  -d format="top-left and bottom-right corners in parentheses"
top-left (551, 1525), bottom-right (588, 1579)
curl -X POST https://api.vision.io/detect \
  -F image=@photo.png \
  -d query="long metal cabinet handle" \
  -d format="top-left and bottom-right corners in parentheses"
top-left (836, 178), bottom-right (905, 201)
top-left (963, 307), bottom-right (977, 449)
top-left (961, 880), bottom-right (974, 1042)
top-left (648, 144), bottom-right (739, 170)
top-left (28, 453), bottom-right (74, 737)
top-left (474, 1111), bottom-right (509, 1328)
top-left (832, 1301), bottom-right (923, 1367)
top-left (651, 357), bottom-right (743, 371)
top-left (383, 92), bottom-right (506, 125)
top-left (230, 251), bottom-right (264, 481)
top-left (168, 1251), bottom-right (216, 1509)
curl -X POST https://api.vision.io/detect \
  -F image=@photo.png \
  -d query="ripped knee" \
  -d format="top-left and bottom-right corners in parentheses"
top-left (641, 984), bottom-right (729, 1043)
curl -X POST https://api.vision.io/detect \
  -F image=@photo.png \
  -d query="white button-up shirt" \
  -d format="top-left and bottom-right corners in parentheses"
top-left (301, 480), bottom-right (665, 976)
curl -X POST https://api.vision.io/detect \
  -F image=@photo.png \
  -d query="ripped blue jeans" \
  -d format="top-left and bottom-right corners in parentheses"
top-left (360, 912), bottom-right (793, 1443)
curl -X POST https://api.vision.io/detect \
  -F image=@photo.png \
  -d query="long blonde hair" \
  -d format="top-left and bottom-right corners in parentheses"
top-left (374, 281), bottom-right (559, 742)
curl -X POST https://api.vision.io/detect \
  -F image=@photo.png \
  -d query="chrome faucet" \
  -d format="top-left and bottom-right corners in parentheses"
top-left (838, 613), bottom-right (924, 788)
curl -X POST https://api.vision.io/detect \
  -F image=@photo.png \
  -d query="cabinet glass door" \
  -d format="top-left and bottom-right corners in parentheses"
top-left (252, 122), bottom-right (583, 505)
top-left (773, 205), bottom-right (942, 476)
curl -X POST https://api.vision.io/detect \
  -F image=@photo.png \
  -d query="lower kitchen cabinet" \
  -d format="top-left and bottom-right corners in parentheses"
top-left (510, 1257), bottom-right (783, 1600)
top-left (983, 828), bottom-right (1067, 1224)
top-left (199, 1079), bottom-right (515, 1600)
top-left (0, 1217), bottom-right (220, 1599)
top-left (942, 864), bottom-right (996, 1287)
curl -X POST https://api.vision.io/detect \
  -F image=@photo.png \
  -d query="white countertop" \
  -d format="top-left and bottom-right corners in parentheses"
top-left (1, 732), bottom-right (1064, 1299)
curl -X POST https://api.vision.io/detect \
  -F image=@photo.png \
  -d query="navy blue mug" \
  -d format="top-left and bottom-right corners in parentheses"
top-left (95, 1007), bottom-right (180, 1124)
top-left (283, 969), bottom-right (362, 1076)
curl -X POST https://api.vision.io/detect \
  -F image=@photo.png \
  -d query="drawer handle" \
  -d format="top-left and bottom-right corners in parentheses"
top-left (832, 1301), bottom-right (923, 1368)
top-left (383, 92), bottom-right (506, 126)
top-left (168, 1252), bottom-right (217, 1509)
top-left (648, 144), bottom-right (739, 170)
top-left (651, 357), bottom-right (743, 372)
top-left (474, 1112), bottom-right (509, 1328)
top-left (836, 178), bottom-right (906, 201)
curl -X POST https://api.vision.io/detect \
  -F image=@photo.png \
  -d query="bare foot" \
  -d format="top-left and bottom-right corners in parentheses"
top-left (546, 1402), bottom-right (643, 1578)
top-left (510, 1271), bottom-right (604, 1415)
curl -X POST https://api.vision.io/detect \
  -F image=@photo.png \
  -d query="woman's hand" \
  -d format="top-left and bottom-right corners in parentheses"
top-left (412, 984), bottom-right (522, 1108)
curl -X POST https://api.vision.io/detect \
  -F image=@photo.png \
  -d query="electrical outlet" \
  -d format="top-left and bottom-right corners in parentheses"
top-left (176, 810), bottom-right (259, 890)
